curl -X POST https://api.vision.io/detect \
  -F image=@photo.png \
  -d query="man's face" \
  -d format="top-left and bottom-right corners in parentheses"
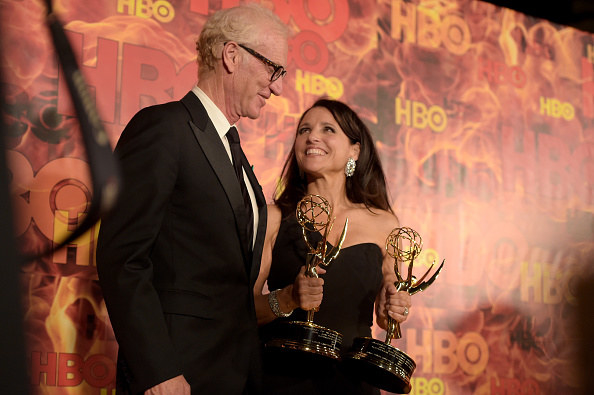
top-left (230, 30), bottom-right (288, 120)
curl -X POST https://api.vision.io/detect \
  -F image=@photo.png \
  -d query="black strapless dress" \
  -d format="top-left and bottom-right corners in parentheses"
top-left (260, 216), bottom-right (383, 395)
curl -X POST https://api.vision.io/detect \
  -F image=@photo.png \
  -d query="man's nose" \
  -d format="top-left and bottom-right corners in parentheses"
top-left (270, 77), bottom-right (283, 96)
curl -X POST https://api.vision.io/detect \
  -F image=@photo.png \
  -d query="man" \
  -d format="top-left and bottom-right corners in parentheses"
top-left (96, 4), bottom-right (289, 394)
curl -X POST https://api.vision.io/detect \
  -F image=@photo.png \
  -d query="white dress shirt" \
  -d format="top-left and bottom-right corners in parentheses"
top-left (191, 86), bottom-right (258, 247)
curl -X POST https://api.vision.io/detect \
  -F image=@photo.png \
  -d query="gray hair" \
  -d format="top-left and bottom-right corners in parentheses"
top-left (196, 3), bottom-right (288, 72)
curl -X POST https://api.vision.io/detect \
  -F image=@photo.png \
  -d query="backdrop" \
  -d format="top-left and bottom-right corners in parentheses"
top-left (2, 0), bottom-right (593, 394)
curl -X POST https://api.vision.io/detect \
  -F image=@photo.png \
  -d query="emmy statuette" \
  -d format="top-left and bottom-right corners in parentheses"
top-left (343, 227), bottom-right (444, 393)
top-left (264, 194), bottom-right (348, 360)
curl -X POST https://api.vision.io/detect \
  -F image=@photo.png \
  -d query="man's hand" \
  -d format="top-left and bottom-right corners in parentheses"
top-left (144, 375), bottom-right (191, 395)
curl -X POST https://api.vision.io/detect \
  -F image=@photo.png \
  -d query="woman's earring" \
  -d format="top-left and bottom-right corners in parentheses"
top-left (345, 157), bottom-right (356, 177)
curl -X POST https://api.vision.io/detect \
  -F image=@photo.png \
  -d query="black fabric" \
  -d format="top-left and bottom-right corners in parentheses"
top-left (260, 216), bottom-right (384, 395)
top-left (96, 92), bottom-right (267, 394)
top-left (227, 126), bottom-right (254, 251)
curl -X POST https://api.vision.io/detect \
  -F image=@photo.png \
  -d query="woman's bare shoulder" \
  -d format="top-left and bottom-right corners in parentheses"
top-left (364, 207), bottom-right (399, 229)
top-left (358, 208), bottom-right (398, 246)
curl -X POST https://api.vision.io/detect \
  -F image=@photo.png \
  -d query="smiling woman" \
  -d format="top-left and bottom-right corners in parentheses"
top-left (253, 99), bottom-right (413, 394)
top-left (275, 99), bottom-right (394, 214)
top-left (294, 106), bottom-right (360, 180)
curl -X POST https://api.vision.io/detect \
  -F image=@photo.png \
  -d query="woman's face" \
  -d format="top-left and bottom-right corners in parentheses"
top-left (294, 106), bottom-right (360, 179)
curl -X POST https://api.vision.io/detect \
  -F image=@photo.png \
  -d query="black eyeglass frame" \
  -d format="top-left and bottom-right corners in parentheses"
top-left (225, 42), bottom-right (287, 82)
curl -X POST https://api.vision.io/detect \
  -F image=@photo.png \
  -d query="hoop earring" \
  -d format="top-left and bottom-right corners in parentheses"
top-left (345, 157), bottom-right (356, 177)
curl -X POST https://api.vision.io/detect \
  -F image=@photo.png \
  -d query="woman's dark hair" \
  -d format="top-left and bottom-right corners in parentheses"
top-left (274, 98), bottom-right (394, 217)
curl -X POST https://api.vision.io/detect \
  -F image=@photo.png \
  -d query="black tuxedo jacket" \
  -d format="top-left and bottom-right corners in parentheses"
top-left (96, 91), bottom-right (266, 394)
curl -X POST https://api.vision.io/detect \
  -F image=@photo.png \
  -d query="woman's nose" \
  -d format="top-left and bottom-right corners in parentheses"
top-left (306, 129), bottom-right (321, 142)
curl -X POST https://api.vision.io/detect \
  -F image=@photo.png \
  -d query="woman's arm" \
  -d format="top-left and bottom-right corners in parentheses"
top-left (375, 272), bottom-right (411, 330)
top-left (253, 205), bottom-right (325, 326)
top-left (374, 212), bottom-right (412, 330)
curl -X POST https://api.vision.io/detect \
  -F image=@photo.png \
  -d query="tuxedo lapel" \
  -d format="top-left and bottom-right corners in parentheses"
top-left (189, 121), bottom-right (253, 262)
top-left (240, 154), bottom-right (265, 210)
top-left (182, 93), bottom-right (253, 265)
top-left (241, 153), bottom-right (267, 282)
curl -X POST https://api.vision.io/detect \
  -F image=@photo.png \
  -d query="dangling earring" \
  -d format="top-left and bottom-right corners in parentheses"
top-left (345, 157), bottom-right (356, 177)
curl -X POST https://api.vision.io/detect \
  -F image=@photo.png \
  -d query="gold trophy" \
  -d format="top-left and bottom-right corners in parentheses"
top-left (343, 227), bottom-right (444, 393)
top-left (264, 194), bottom-right (348, 359)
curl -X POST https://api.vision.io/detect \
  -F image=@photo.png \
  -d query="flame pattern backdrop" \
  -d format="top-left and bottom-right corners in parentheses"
top-left (2, 0), bottom-right (594, 394)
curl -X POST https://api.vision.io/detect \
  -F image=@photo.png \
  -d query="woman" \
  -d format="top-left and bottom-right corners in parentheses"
top-left (254, 99), bottom-right (412, 394)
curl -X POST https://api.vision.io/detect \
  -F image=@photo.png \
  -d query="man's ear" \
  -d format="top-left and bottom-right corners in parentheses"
top-left (222, 42), bottom-right (240, 74)
top-left (350, 142), bottom-right (361, 161)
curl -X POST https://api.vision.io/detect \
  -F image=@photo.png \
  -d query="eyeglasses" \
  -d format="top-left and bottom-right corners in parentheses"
top-left (236, 43), bottom-right (287, 82)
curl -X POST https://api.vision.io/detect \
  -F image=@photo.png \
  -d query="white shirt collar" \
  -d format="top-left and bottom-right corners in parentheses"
top-left (191, 86), bottom-right (235, 139)
top-left (190, 87), bottom-right (258, 244)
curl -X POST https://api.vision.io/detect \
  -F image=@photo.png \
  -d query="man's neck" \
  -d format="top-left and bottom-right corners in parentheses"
top-left (197, 74), bottom-right (238, 124)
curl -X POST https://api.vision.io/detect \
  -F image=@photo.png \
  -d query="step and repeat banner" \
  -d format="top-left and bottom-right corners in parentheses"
top-left (2, 0), bottom-right (593, 394)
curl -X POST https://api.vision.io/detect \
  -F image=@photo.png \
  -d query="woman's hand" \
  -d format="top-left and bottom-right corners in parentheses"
top-left (376, 280), bottom-right (411, 329)
top-left (291, 265), bottom-right (326, 311)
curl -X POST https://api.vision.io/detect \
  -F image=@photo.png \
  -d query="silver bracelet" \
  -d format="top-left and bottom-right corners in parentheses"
top-left (268, 289), bottom-right (294, 318)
